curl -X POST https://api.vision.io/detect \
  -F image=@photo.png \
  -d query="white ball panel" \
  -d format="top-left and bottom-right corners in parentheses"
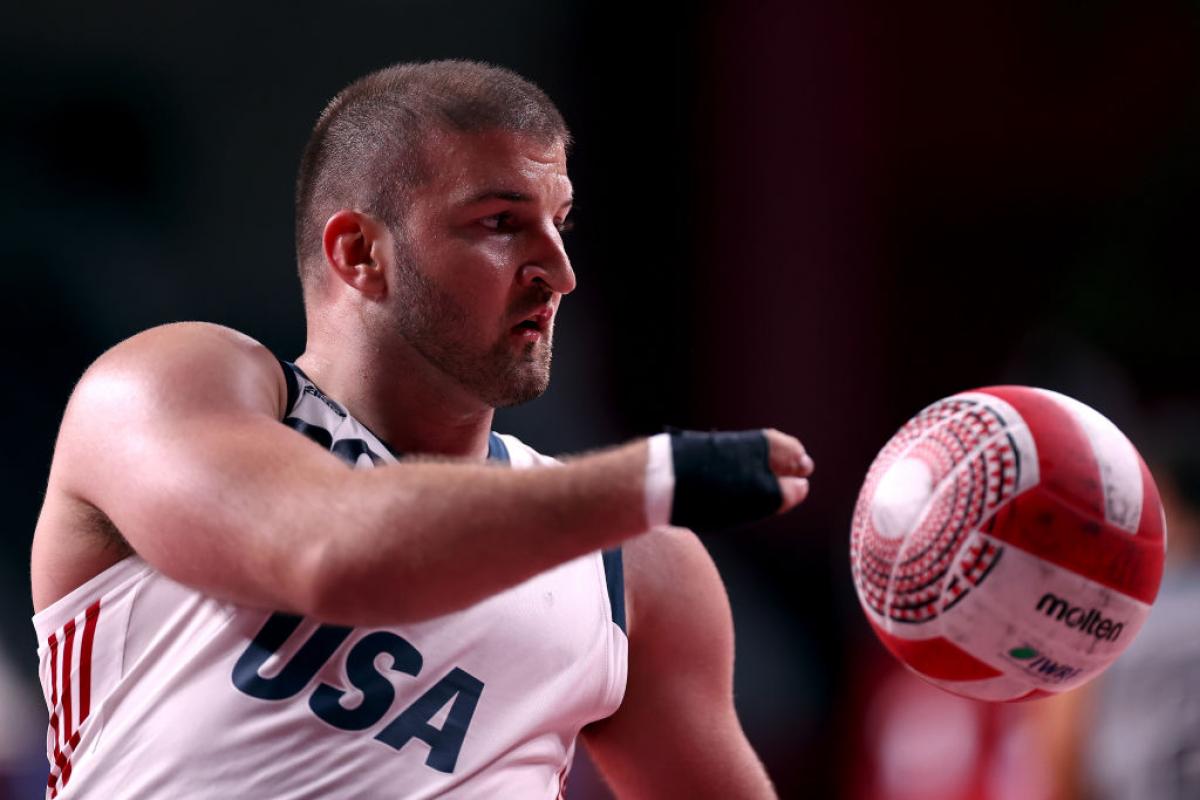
top-left (872, 458), bottom-right (935, 542)
top-left (940, 539), bottom-right (1152, 692)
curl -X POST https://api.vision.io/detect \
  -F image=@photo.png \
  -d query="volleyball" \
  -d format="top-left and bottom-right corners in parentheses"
top-left (849, 386), bottom-right (1166, 701)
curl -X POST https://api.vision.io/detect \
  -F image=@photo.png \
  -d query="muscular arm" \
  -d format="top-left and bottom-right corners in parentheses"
top-left (582, 527), bottom-right (777, 799)
top-left (34, 323), bottom-right (654, 624)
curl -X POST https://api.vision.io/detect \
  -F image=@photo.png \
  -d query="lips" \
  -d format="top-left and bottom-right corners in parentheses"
top-left (512, 306), bottom-right (553, 335)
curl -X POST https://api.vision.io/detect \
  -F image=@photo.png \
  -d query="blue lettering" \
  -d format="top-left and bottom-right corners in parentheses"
top-left (375, 668), bottom-right (484, 773)
top-left (232, 613), bottom-right (352, 701)
top-left (231, 616), bottom-right (484, 773)
top-left (309, 631), bottom-right (422, 730)
top-left (1031, 655), bottom-right (1081, 681)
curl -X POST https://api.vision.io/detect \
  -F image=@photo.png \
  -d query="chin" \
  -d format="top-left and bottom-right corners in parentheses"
top-left (491, 371), bottom-right (551, 409)
top-left (488, 352), bottom-right (552, 408)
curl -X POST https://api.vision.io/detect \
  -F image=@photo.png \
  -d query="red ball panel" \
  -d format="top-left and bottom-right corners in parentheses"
top-left (979, 386), bottom-right (1164, 604)
top-left (867, 617), bottom-right (1002, 681)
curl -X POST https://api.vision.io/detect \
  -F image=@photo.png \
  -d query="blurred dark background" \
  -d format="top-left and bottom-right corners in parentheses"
top-left (2, 2), bottom-right (1197, 798)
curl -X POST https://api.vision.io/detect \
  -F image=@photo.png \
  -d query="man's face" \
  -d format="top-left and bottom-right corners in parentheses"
top-left (385, 129), bottom-right (575, 408)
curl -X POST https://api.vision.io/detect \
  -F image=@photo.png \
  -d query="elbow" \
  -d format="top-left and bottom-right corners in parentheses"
top-left (283, 532), bottom-right (355, 624)
top-left (291, 538), bottom-right (367, 625)
top-left (295, 536), bottom-right (431, 627)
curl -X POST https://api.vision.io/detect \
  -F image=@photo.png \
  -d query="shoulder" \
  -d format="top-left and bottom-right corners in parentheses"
top-left (34, 323), bottom-right (285, 610)
top-left (68, 322), bottom-right (286, 422)
top-left (51, 322), bottom-right (287, 500)
top-left (622, 526), bottom-right (733, 659)
top-left (79, 321), bottom-right (283, 391)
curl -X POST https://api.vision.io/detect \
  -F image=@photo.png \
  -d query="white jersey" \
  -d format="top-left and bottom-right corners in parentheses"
top-left (33, 361), bottom-right (629, 799)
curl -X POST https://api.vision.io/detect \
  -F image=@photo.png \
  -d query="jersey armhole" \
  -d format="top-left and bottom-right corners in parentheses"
top-left (277, 358), bottom-right (299, 419)
top-left (602, 547), bottom-right (626, 635)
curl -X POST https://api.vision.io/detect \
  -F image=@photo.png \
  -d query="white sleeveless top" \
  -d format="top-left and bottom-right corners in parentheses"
top-left (33, 362), bottom-right (629, 799)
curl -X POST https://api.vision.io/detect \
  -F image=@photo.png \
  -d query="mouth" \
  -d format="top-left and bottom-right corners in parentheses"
top-left (510, 306), bottom-right (553, 341)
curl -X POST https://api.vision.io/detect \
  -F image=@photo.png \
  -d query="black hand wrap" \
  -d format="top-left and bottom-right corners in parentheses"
top-left (668, 429), bottom-right (782, 533)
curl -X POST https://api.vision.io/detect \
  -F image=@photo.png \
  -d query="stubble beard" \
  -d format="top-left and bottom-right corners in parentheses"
top-left (390, 247), bottom-right (554, 409)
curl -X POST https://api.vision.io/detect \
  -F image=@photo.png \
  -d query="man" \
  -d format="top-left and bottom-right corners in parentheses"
top-left (31, 61), bottom-right (813, 798)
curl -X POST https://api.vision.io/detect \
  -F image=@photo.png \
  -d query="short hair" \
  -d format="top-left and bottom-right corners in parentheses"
top-left (294, 60), bottom-right (570, 293)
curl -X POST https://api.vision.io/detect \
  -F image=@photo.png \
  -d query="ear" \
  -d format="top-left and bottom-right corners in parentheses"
top-left (322, 210), bottom-right (392, 298)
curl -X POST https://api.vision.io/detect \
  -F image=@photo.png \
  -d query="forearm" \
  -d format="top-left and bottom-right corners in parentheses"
top-left (108, 425), bottom-right (799, 625)
top-left (306, 439), bottom-right (651, 625)
top-left (67, 402), bottom-right (650, 626)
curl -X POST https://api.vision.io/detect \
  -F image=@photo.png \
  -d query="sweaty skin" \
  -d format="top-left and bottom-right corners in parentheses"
top-left (31, 129), bottom-right (813, 799)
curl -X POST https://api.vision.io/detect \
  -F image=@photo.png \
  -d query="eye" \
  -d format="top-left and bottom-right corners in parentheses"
top-left (555, 219), bottom-right (575, 234)
top-left (480, 212), bottom-right (519, 233)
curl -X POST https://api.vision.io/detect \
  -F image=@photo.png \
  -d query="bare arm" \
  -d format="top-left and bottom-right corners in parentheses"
top-left (582, 527), bottom-right (777, 799)
top-left (36, 323), bottom-right (808, 627)
top-left (37, 323), bottom-right (652, 624)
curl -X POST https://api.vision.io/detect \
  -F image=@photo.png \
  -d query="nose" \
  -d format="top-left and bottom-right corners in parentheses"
top-left (517, 225), bottom-right (576, 295)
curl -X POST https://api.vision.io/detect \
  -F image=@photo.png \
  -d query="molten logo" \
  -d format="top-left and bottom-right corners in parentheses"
top-left (1035, 592), bottom-right (1125, 641)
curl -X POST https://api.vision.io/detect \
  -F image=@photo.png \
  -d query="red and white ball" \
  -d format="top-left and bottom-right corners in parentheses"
top-left (849, 386), bottom-right (1166, 701)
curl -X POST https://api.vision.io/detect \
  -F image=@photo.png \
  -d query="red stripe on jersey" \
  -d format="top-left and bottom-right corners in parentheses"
top-left (980, 386), bottom-right (1162, 604)
top-left (61, 618), bottom-right (77, 753)
top-left (78, 600), bottom-right (101, 724)
top-left (47, 632), bottom-right (60, 740)
top-left (46, 631), bottom-right (64, 797)
top-left (45, 713), bottom-right (63, 797)
top-left (53, 745), bottom-right (72, 785)
top-left (45, 602), bottom-right (104, 798)
top-left (45, 738), bottom-right (71, 797)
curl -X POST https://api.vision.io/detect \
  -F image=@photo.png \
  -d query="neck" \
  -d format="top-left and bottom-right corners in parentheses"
top-left (296, 334), bottom-right (495, 462)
